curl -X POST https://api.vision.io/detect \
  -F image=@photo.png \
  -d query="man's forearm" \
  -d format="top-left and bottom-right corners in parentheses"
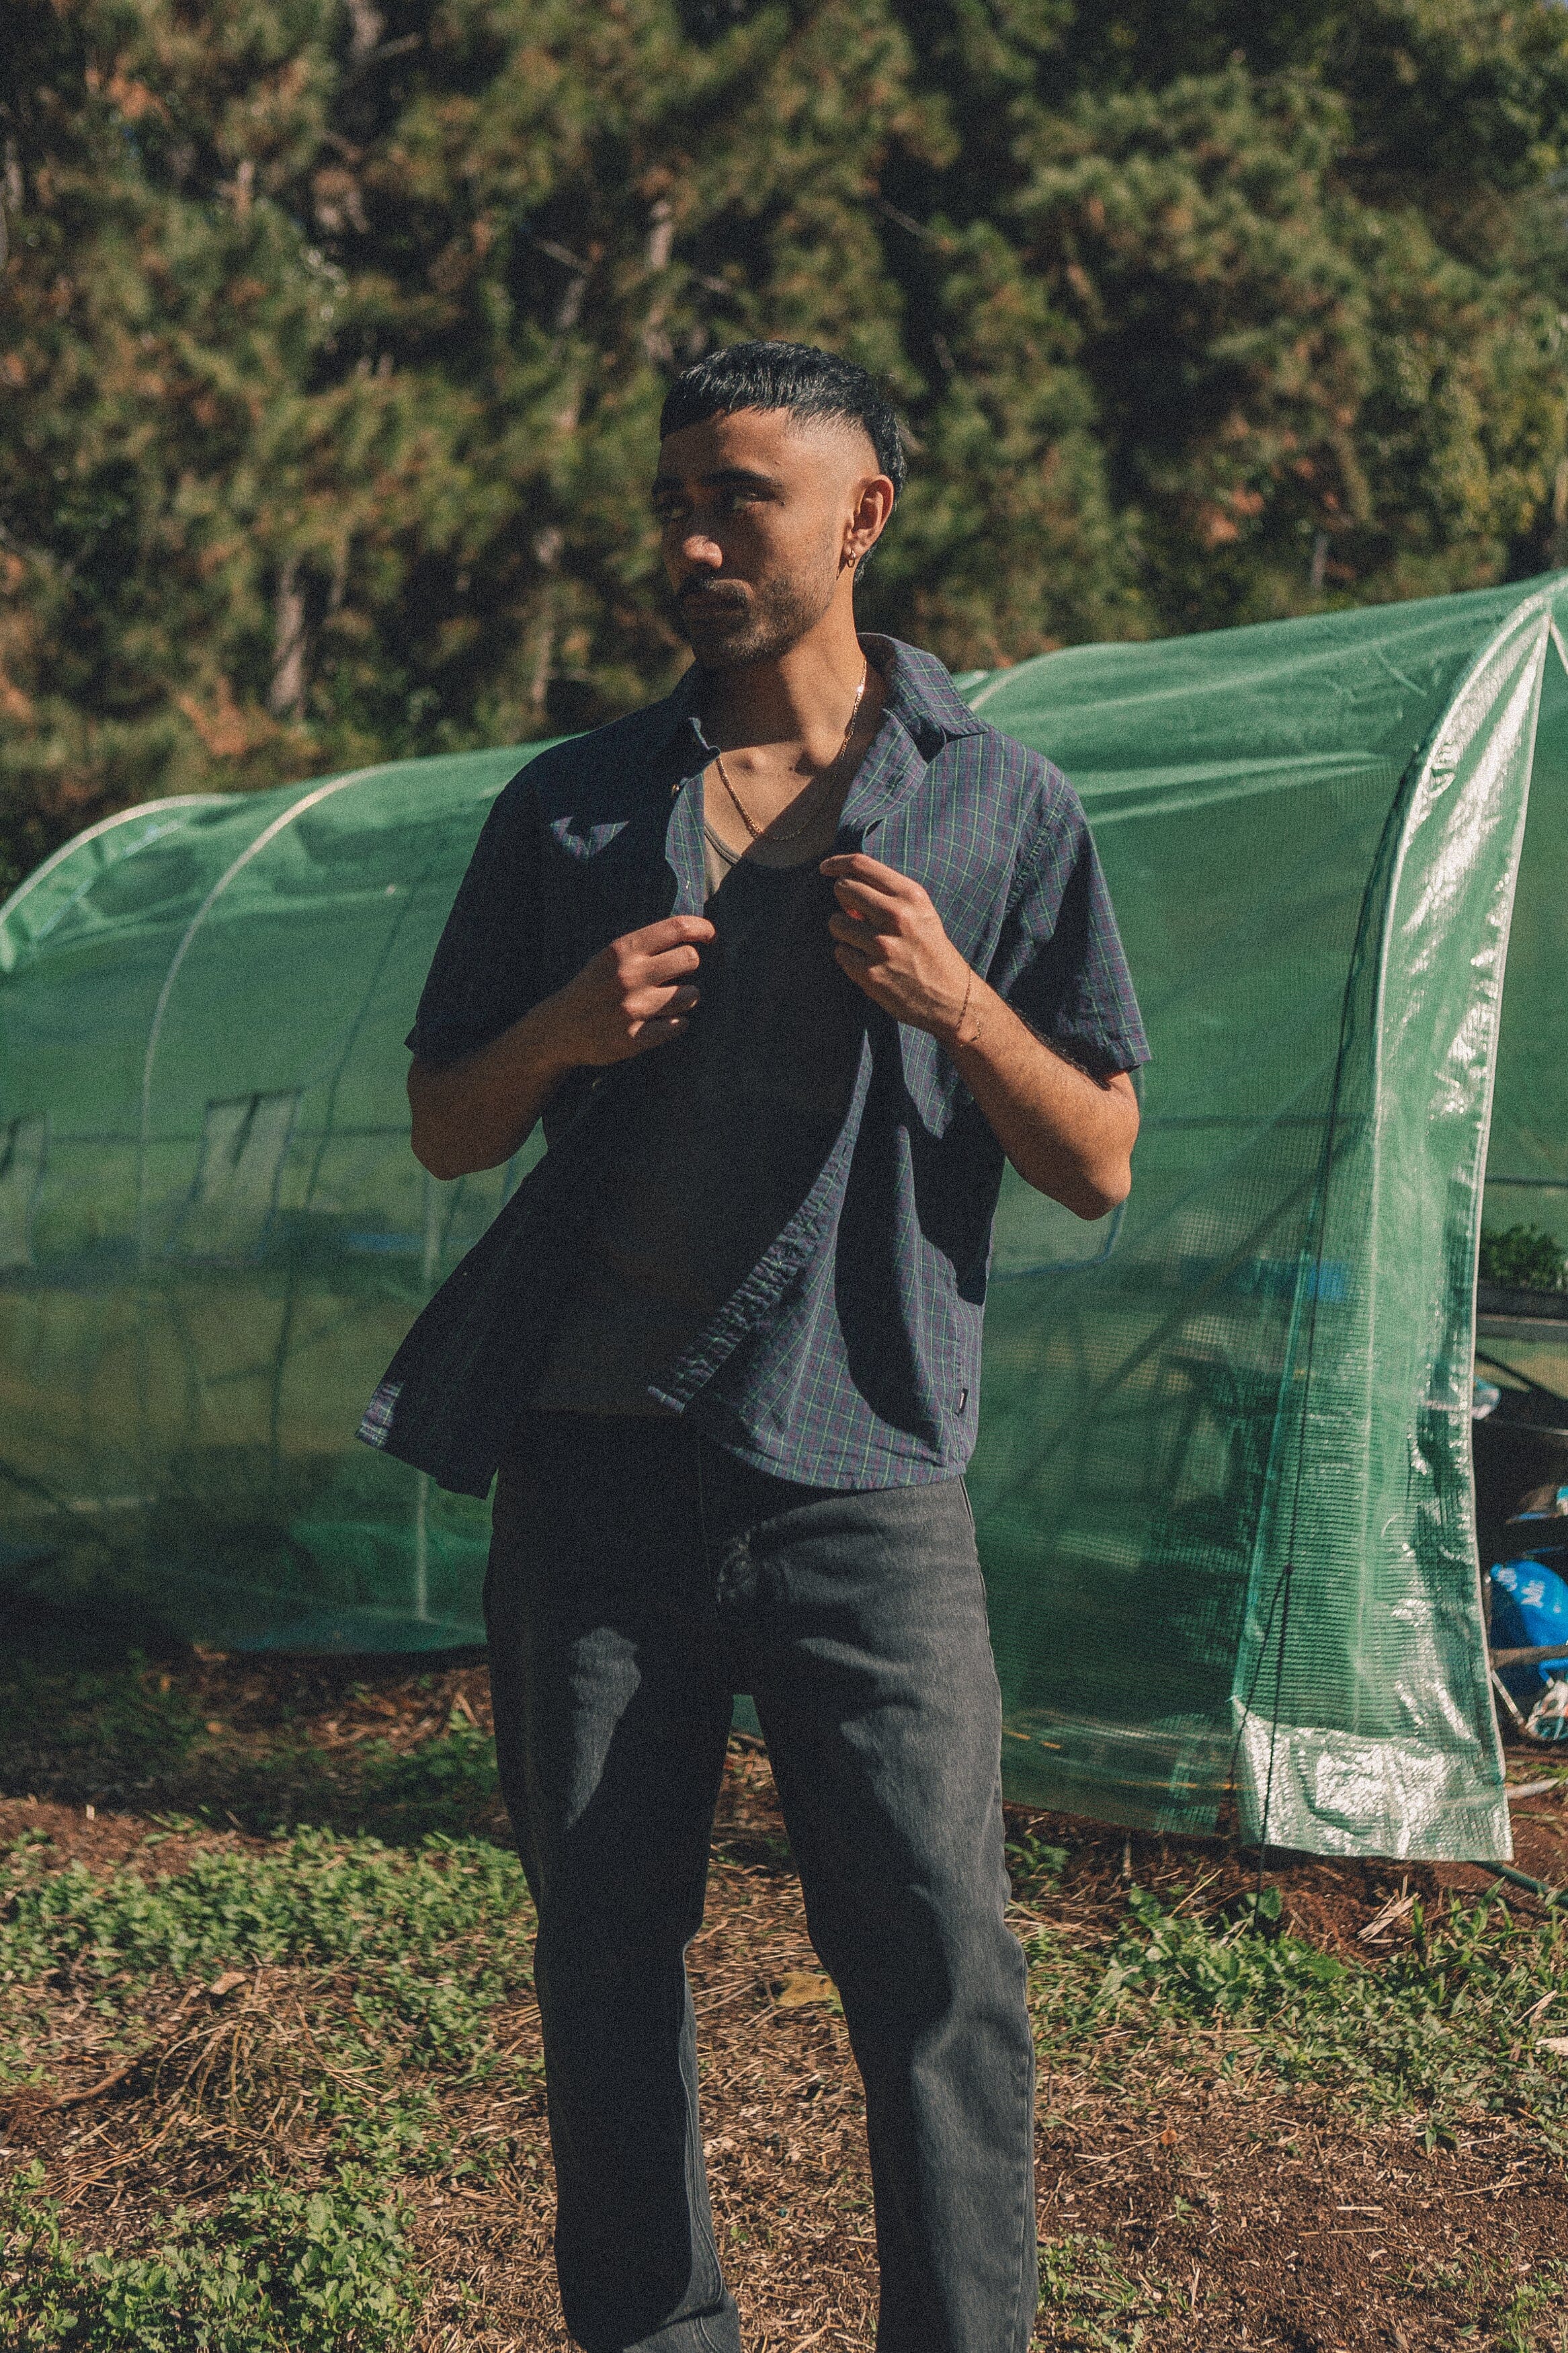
top-left (409, 1000), bottom-right (573, 1181)
top-left (942, 978), bottom-right (1137, 1219)
top-left (409, 911), bottom-right (715, 1181)
top-left (821, 851), bottom-right (1138, 1215)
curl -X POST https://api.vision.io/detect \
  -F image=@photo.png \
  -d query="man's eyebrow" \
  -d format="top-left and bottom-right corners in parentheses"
top-left (651, 467), bottom-right (783, 498)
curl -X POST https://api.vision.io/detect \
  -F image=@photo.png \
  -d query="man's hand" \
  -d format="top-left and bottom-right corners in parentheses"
top-left (822, 853), bottom-right (970, 1037)
top-left (821, 850), bottom-right (1138, 1220)
top-left (409, 913), bottom-right (714, 1181)
top-left (548, 913), bottom-right (715, 1066)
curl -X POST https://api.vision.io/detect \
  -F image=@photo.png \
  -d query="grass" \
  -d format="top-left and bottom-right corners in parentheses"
top-left (1, 1654), bottom-right (204, 1788)
top-left (0, 2165), bottom-right (416, 2352)
top-left (5, 1816), bottom-right (1567, 2345)
top-left (1024, 1878), bottom-right (1568, 2157)
top-left (0, 1827), bottom-right (538, 2190)
top-left (1489, 2264), bottom-right (1568, 2353)
top-left (0, 1825), bottom-right (528, 1998)
top-left (1037, 2233), bottom-right (1162, 2348)
top-left (0, 1814), bottom-right (536, 2350)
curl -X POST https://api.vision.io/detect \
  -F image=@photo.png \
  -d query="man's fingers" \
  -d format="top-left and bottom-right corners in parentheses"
top-left (829, 879), bottom-right (904, 932)
top-left (628, 1014), bottom-right (689, 1053)
top-left (827, 913), bottom-right (882, 957)
top-left (627, 914), bottom-right (716, 953)
top-left (625, 983), bottom-right (699, 1021)
top-left (833, 942), bottom-right (882, 989)
top-left (820, 852), bottom-right (921, 896)
top-left (638, 942), bottom-right (705, 983)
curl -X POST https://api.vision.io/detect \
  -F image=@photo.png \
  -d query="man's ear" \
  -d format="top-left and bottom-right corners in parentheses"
top-left (843, 483), bottom-right (891, 571)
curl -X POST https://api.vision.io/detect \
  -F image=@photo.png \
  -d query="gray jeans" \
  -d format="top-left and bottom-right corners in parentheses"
top-left (485, 1412), bottom-right (1036, 2353)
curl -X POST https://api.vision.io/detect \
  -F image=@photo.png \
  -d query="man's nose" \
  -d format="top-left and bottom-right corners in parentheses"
top-left (678, 529), bottom-right (725, 571)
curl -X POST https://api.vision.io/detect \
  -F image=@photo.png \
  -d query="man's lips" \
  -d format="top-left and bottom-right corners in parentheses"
top-left (677, 580), bottom-right (749, 610)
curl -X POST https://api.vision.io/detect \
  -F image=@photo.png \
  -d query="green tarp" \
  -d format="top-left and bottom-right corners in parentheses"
top-left (3, 578), bottom-right (1566, 1857)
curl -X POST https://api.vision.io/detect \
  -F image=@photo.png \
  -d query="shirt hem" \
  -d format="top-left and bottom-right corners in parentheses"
top-left (684, 1406), bottom-right (973, 1494)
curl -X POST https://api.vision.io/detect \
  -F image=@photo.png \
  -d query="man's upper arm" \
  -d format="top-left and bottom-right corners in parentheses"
top-left (997, 759), bottom-right (1149, 1082)
top-left (406, 773), bottom-right (549, 1072)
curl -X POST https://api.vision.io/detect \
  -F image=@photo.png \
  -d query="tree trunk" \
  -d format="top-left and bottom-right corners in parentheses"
top-left (268, 558), bottom-right (308, 721)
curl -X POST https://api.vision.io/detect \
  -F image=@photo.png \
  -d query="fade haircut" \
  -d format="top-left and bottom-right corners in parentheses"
top-left (659, 341), bottom-right (907, 503)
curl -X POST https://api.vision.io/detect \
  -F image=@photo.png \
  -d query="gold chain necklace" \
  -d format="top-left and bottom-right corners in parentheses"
top-left (710, 662), bottom-right (868, 845)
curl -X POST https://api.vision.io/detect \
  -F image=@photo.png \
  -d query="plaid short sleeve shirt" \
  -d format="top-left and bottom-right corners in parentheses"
top-left (360, 635), bottom-right (1148, 1497)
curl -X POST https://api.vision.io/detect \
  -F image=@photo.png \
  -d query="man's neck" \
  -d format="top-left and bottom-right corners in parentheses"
top-left (700, 613), bottom-right (877, 770)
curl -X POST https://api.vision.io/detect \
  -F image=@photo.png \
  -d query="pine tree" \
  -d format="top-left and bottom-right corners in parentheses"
top-left (4, 0), bottom-right (1568, 890)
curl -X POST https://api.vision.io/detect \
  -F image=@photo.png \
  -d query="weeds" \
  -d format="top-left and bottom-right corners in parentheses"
top-left (0, 1656), bottom-right (201, 1791)
top-left (1424, 2254), bottom-right (1568, 2353)
top-left (0, 1827), bottom-right (528, 1996)
top-left (1007, 1829), bottom-right (1071, 1902)
top-left (1028, 1882), bottom-right (1568, 2151)
top-left (1036, 2233), bottom-right (1159, 2349)
top-left (0, 1826), bottom-right (538, 2217)
top-left (0, 2161), bottom-right (415, 2351)
top-left (360, 1722), bottom-right (500, 1827)
top-left (0, 1641), bottom-right (505, 1841)
top-left (1491, 2263), bottom-right (1568, 2353)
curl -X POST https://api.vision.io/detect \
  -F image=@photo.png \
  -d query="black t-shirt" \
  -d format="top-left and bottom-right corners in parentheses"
top-left (532, 842), bottom-right (866, 1415)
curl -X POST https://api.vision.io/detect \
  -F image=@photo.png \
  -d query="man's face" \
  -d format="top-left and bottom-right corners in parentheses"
top-left (653, 406), bottom-right (884, 669)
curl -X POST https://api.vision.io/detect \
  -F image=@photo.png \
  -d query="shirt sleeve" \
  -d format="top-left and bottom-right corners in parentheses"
top-left (405, 770), bottom-right (549, 1069)
top-left (996, 764), bottom-right (1149, 1080)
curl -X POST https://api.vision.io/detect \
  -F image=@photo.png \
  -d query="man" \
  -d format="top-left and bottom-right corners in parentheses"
top-left (360, 342), bottom-right (1147, 2353)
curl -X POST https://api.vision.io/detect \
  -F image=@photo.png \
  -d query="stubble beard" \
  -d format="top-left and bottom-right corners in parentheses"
top-left (675, 559), bottom-right (837, 672)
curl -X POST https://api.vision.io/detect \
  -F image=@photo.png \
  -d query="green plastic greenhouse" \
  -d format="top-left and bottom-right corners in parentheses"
top-left (3, 577), bottom-right (1567, 1860)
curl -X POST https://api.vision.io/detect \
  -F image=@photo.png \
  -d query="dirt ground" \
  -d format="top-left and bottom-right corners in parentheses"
top-left (3, 1640), bottom-right (1567, 2350)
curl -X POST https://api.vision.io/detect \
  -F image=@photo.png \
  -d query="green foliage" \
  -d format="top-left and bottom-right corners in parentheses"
top-left (0, 2163), bottom-right (415, 2352)
top-left (0, 1654), bottom-right (202, 1785)
top-left (1036, 2233), bottom-right (1159, 2348)
top-left (0, 1823), bottom-right (538, 2340)
top-left (2, 1812), bottom-right (1565, 2346)
top-left (5, 0), bottom-right (1568, 885)
top-left (360, 1720), bottom-right (501, 1826)
top-left (1486, 2260), bottom-right (1568, 2353)
top-left (1418, 2252), bottom-right (1568, 2353)
top-left (1006, 1827), bottom-right (1071, 1897)
top-left (0, 1826), bottom-right (528, 1998)
top-left (0, 1632), bottom-right (509, 1837)
top-left (1480, 1223), bottom-right (1567, 1292)
top-left (1029, 1884), bottom-right (1568, 2152)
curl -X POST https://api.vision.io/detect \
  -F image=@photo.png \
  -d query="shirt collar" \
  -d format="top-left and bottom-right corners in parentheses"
top-left (860, 633), bottom-right (989, 755)
top-left (647, 632), bottom-right (986, 774)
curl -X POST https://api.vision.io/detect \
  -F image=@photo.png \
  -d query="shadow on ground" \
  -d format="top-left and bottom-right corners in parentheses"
top-left (0, 1590), bottom-right (503, 1845)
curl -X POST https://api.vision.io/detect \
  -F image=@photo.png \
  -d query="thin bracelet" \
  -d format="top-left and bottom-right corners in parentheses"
top-left (950, 965), bottom-right (979, 1051)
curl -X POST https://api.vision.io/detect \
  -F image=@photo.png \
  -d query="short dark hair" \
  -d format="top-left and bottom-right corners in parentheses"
top-left (659, 341), bottom-right (907, 500)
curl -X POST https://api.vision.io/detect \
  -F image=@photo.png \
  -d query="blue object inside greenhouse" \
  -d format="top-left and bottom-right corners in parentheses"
top-left (1491, 1553), bottom-right (1568, 1696)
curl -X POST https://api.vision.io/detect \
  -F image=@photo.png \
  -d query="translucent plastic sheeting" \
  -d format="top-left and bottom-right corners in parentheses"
top-left (3, 580), bottom-right (1566, 1855)
top-left (0, 756), bottom-right (537, 1651)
